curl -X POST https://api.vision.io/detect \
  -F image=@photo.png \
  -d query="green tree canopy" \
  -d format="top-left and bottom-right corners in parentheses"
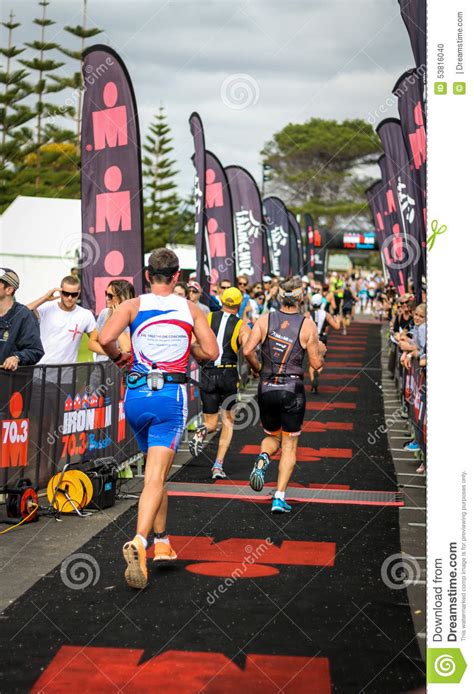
top-left (261, 117), bottom-right (381, 229)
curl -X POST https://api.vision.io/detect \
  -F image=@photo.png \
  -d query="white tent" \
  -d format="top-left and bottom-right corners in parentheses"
top-left (1, 196), bottom-right (196, 304)
top-left (0, 196), bottom-right (81, 304)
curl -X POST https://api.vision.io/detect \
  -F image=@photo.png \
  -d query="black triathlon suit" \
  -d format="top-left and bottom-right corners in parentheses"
top-left (258, 310), bottom-right (306, 436)
top-left (200, 310), bottom-right (242, 414)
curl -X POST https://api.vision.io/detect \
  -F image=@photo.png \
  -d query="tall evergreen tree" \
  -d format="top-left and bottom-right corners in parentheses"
top-left (143, 106), bottom-right (181, 251)
top-left (55, 0), bottom-right (102, 145)
top-left (0, 12), bottom-right (35, 209)
top-left (18, 0), bottom-right (73, 191)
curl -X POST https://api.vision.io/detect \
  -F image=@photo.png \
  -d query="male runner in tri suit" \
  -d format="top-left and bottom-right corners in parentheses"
top-left (189, 287), bottom-right (260, 479)
top-left (99, 248), bottom-right (218, 589)
top-left (243, 277), bottom-right (326, 513)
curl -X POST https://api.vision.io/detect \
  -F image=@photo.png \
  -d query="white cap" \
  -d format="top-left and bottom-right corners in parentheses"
top-left (302, 275), bottom-right (309, 283)
top-left (311, 293), bottom-right (323, 307)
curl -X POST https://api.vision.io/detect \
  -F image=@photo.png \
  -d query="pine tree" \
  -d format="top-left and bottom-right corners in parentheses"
top-left (143, 106), bottom-right (181, 251)
top-left (54, 0), bottom-right (102, 145)
top-left (0, 12), bottom-right (36, 209)
top-left (18, 0), bottom-right (73, 191)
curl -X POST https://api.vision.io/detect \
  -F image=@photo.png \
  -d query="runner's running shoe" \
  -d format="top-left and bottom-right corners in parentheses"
top-left (249, 453), bottom-right (270, 492)
top-left (153, 541), bottom-right (178, 562)
top-left (122, 536), bottom-right (148, 589)
top-left (189, 425), bottom-right (208, 457)
top-left (404, 440), bottom-right (420, 452)
top-left (211, 466), bottom-right (227, 480)
top-left (271, 498), bottom-right (292, 513)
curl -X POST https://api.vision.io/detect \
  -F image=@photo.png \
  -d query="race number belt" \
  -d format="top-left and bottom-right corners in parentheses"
top-left (126, 371), bottom-right (187, 391)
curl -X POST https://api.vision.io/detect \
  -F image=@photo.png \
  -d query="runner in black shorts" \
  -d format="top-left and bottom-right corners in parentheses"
top-left (189, 287), bottom-right (259, 479)
top-left (341, 282), bottom-right (357, 335)
top-left (243, 277), bottom-right (326, 513)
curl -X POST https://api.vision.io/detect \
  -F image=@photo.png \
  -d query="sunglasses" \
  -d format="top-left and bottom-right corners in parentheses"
top-left (238, 282), bottom-right (248, 287)
top-left (220, 285), bottom-right (231, 290)
top-left (400, 301), bottom-right (411, 306)
top-left (61, 290), bottom-right (79, 298)
top-left (188, 288), bottom-right (199, 293)
top-left (105, 292), bottom-right (116, 300)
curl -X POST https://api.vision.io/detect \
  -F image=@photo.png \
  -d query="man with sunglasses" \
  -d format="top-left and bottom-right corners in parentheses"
top-left (187, 280), bottom-right (210, 315)
top-left (209, 279), bottom-right (232, 312)
top-left (27, 276), bottom-right (96, 364)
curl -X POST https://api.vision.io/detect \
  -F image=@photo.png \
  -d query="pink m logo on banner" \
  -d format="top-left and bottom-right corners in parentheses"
top-left (408, 102), bottom-right (426, 170)
top-left (94, 166), bottom-right (131, 233)
top-left (207, 218), bottom-right (227, 258)
top-left (205, 169), bottom-right (223, 208)
top-left (94, 250), bottom-right (133, 313)
top-left (91, 81), bottom-right (128, 150)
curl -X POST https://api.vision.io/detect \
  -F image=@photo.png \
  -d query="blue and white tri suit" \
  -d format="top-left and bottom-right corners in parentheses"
top-left (124, 293), bottom-right (193, 453)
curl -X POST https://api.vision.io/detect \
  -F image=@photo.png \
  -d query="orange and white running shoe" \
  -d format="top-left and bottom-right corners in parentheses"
top-left (122, 536), bottom-right (148, 589)
top-left (153, 541), bottom-right (178, 562)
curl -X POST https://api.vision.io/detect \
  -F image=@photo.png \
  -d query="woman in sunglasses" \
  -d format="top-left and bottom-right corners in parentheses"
top-left (391, 294), bottom-right (414, 343)
top-left (88, 280), bottom-right (135, 362)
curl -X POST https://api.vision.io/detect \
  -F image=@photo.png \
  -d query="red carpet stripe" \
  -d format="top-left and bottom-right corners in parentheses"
top-left (241, 444), bottom-right (353, 459)
top-left (324, 361), bottom-right (363, 368)
top-left (32, 647), bottom-right (332, 693)
top-left (146, 535), bottom-right (336, 566)
top-left (304, 385), bottom-right (358, 393)
top-left (319, 373), bottom-right (361, 380)
top-left (213, 480), bottom-right (351, 490)
top-left (302, 420), bottom-right (354, 432)
top-left (306, 401), bottom-right (357, 411)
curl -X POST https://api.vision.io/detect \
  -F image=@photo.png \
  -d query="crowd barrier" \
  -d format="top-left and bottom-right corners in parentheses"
top-left (389, 341), bottom-right (426, 456)
top-left (1, 358), bottom-right (203, 491)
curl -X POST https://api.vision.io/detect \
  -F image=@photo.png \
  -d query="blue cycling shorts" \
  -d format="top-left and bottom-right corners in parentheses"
top-left (124, 383), bottom-right (188, 453)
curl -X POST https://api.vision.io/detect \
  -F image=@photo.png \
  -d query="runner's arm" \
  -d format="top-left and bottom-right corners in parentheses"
top-left (236, 321), bottom-right (259, 374)
top-left (99, 301), bottom-right (134, 367)
top-left (327, 313), bottom-right (340, 330)
top-left (242, 315), bottom-right (266, 370)
top-left (189, 302), bottom-right (219, 363)
top-left (26, 288), bottom-right (61, 313)
top-left (304, 320), bottom-right (326, 370)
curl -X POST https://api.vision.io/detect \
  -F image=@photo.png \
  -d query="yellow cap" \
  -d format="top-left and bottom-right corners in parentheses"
top-left (222, 287), bottom-right (243, 307)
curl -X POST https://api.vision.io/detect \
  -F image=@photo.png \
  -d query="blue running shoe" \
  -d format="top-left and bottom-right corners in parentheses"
top-left (271, 497), bottom-right (292, 513)
top-left (404, 440), bottom-right (420, 452)
top-left (249, 453), bottom-right (270, 492)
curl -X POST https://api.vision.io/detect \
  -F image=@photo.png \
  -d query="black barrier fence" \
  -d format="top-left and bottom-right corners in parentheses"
top-left (1, 358), bottom-right (204, 491)
top-left (389, 341), bottom-right (426, 455)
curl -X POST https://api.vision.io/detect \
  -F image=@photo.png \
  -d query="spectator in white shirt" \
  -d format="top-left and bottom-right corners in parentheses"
top-left (27, 275), bottom-right (96, 364)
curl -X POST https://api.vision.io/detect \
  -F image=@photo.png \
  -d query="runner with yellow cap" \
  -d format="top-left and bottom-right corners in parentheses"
top-left (189, 286), bottom-right (260, 479)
